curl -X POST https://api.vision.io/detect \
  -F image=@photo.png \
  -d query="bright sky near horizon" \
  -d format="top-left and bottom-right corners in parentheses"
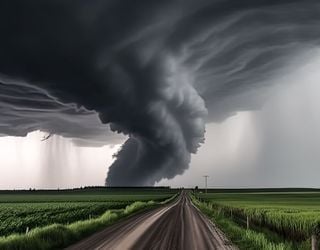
top-left (0, 132), bottom-right (121, 189)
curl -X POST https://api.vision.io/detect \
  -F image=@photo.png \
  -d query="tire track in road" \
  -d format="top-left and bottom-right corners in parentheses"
top-left (66, 191), bottom-right (237, 250)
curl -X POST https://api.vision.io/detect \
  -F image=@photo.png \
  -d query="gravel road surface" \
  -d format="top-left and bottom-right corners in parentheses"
top-left (66, 191), bottom-right (236, 250)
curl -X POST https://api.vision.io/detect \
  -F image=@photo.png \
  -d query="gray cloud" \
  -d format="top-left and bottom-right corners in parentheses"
top-left (0, 77), bottom-right (122, 146)
top-left (0, 0), bottom-right (320, 185)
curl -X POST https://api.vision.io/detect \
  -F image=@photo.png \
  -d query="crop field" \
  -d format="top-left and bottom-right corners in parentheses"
top-left (196, 191), bottom-right (320, 249)
top-left (0, 187), bottom-right (176, 237)
top-left (0, 187), bottom-right (176, 203)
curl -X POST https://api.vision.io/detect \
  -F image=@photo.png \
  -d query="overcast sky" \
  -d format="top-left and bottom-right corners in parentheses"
top-left (1, 0), bottom-right (320, 188)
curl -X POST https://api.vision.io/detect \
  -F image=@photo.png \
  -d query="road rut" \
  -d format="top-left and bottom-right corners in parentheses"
top-left (66, 192), bottom-right (236, 250)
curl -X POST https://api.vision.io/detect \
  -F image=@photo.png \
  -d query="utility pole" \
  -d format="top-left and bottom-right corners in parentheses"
top-left (203, 175), bottom-right (209, 193)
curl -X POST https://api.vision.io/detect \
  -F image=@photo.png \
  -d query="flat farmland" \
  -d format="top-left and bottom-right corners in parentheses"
top-left (0, 188), bottom-right (177, 237)
top-left (0, 188), bottom-right (175, 203)
top-left (196, 191), bottom-right (320, 249)
top-left (199, 192), bottom-right (320, 208)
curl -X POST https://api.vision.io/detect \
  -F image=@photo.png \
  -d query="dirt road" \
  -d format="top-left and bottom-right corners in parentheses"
top-left (66, 192), bottom-right (236, 250)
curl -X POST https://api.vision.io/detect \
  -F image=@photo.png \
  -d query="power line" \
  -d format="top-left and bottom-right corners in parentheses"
top-left (203, 175), bottom-right (209, 193)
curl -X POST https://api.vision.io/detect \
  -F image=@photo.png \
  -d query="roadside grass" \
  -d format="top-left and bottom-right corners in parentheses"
top-left (0, 211), bottom-right (118, 250)
top-left (190, 194), bottom-right (312, 250)
top-left (123, 200), bottom-right (155, 215)
top-left (0, 193), bottom-right (178, 250)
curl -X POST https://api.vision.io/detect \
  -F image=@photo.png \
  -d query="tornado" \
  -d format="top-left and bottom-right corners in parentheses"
top-left (105, 55), bottom-right (207, 186)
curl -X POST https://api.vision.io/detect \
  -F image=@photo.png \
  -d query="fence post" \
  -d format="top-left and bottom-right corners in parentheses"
top-left (246, 216), bottom-right (250, 230)
top-left (25, 227), bottom-right (29, 234)
top-left (311, 234), bottom-right (318, 250)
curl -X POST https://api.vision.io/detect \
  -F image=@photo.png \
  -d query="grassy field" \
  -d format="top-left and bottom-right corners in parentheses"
top-left (198, 192), bottom-right (320, 208)
top-left (194, 191), bottom-right (320, 249)
top-left (0, 187), bottom-right (176, 237)
top-left (0, 187), bottom-right (175, 202)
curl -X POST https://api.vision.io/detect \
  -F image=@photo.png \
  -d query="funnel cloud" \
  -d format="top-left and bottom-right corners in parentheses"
top-left (0, 0), bottom-right (320, 185)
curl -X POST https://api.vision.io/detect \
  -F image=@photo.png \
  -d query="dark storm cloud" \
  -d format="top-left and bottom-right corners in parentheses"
top-left (0, 0), bottom-right (320, 185)
top-left (0, 77), bottom-right (122, 146)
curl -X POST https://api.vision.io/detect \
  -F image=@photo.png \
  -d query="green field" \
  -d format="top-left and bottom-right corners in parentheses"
top-left (0, 187), bottom-right (176, 202)
top-left (195, 191), bottom-right (320, 249)
top-left (0, 187), bottom-right (176, 237)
